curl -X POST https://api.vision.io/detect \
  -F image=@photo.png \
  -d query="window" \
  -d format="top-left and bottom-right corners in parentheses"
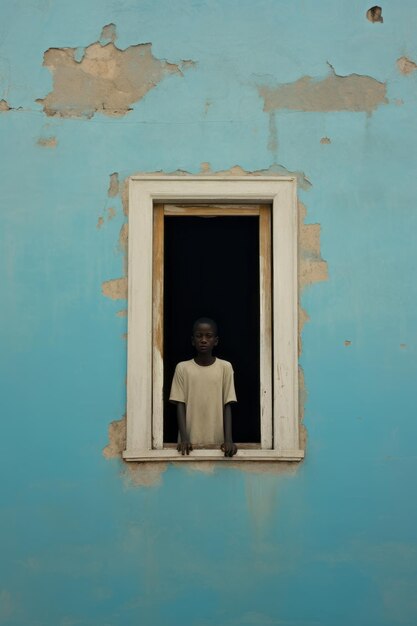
top-left (124, 176), bottom-right (303, 461)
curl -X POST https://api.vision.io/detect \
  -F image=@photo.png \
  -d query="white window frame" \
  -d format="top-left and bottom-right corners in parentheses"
top-left (123, 176), bottom-right (303, 462)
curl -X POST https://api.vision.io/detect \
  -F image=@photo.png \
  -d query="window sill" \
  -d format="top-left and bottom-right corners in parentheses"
top-left (123, 449), bottom-right (305, 462)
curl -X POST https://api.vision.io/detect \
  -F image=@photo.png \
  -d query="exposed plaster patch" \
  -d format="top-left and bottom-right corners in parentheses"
top-left (100, 23), bottom-right (117, 45)
top-left (367, 6), bottom-right (383, 23)
top-left (37, 136), bottom-right (57, 148)
top-left (344, 340), bottom-right (352, 346)
top-left (107, 206), bottom-right (116, 220)
top-left (258, 65), bottom-right (387, 114)
top-left (0, 99), bottom-right (11, 111)
top-left (37, 34), bottom-right (194, 118)
top-left (198, 162), bottom-right (312, 191)
top-left (103, 417), bottom-right (127, 459)
top-left (103, 416), bottom-right (167, 487)
top-left (102, 277), bottom-right (127, 300)
top-left (397, 56), bottom-right (417, 76)
top-left (96, 216), bottom-right (104, 229)
top-left (119, 223), bottom-right (128, 252)
top-left (108, 172), bottom-right (119, 197)
top-left (119, 223), bottom-right (129, 274)
top-left (298, 201), bottom-right (328, 291)
top-left (320, 137), bottom-right (331, 144)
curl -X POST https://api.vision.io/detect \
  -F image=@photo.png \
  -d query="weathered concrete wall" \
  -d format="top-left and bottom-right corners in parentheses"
top-left (1, 2), bottom-right (417, 625)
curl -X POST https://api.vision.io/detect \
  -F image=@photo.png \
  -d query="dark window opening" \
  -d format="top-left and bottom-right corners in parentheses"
top-left (163, 215), bottom-right (260, 444)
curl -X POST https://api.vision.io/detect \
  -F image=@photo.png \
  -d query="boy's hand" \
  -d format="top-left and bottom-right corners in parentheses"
top-left (221, 441), bottom-right (237, 457)
top-left (177, 441), bottom-right (193, 455)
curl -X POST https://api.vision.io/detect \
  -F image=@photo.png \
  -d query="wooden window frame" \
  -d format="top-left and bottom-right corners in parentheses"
top-left (124, 176), bottom-right (304, 462)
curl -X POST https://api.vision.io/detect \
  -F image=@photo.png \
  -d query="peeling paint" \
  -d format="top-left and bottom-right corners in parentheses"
top-left (258, 66), bottom-right (387, 114)
top-left (100, 23), bottom-right (117, 45)
top-left (96, 216), bottom-right (104, 229)
top-left (37, 34), bottom-right (194, 118)
top-left (0, 99), bottom-right (11, 111)
top-left (108, 173), bottom-right (119, 197)
top-left (119, 223), bottom-right (129, 275)
top-left (116, 309), bottom-right (127, 317)
top-left (37, 136), bottom-right (57, 148)
top-left (298, 201), bottom-right (328, 291)
top-left (103, 416), bottom-right (167, 486)
top-left (107, 207), bottom-right (116, 220)
top-left (367, 6), bottom-right (383, 23)
top-left (102, 277), bottom-right (127, 300)
top-left (320, 137), bottom-right (331, 144)
top-left (344, 340), bottom-right (352, 346)
top-left (397, 56), bottom-right (417, 76)
top-left (103, 417), bottom-right (127, 459)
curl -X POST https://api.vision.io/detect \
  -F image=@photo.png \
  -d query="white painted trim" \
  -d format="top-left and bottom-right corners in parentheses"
top-left (126, 176), bottom-right (299, 461)
top-left (123, 449), bottom-right (304, 461)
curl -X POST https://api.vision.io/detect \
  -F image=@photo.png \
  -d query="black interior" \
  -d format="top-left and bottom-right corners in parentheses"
top-left (163, 214), bottom-right (260, 443)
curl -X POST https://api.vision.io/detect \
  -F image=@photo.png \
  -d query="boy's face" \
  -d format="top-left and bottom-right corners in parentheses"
top-left (192, 323), bottom-right (218, 355)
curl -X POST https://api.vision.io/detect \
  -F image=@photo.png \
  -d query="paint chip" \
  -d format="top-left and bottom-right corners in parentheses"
top-left (397, 56), bottom-right (417, 76)
top-left (367, 6), bottom-right (383, 23)
top-left (0, 99), bottom-right (11, 111)
top-left (107, 207), bottom-right (116, 220)
top-left (100, 23), bottom-right (117, 44)
top-left (102, 277), bottom-right (127, 300)
top-left (320, 137), bottom-right (331, 144)
top-left (37, 35), bottom-right (193, 118)
top-left (298, 202), bottom-right (328, 290)
top-left (344, 340), bottom-right (352, 346)
top-left (108, 172), bottom-right (119, 197)
top-left (400, 343), bottom-right (407, 349)
top-left (103, 416), bottom-right (167, 487)
top-left (258, 66), bottom-right (387, 114)
top-left (96, 216), bottom-right (104, 229)
top-left (37, 136), bottom-right (57, 148)
top-left (116, 309), bottom-right (127, 317)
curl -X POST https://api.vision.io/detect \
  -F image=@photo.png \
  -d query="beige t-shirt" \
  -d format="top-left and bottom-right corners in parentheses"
top-left (169, 358), bottom-right (237, 445)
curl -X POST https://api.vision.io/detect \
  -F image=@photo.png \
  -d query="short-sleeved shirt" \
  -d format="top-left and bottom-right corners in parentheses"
top-left (169, 358), bottom-right (237, 445)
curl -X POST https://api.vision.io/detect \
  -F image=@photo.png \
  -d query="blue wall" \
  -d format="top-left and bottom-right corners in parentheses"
top-left (1, 2), bottom-right (417, 625)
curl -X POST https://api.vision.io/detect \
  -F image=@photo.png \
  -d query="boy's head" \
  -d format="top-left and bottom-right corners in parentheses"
top-left (191, 318), bottom-right (219, 355)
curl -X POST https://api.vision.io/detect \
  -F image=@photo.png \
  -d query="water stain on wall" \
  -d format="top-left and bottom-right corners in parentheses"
top-left (37, 27), bottom-right (195, 118)
top-left (258, 65), bottom-right (387, 114)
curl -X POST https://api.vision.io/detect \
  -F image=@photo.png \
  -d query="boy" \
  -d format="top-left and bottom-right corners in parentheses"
top-left (169, 317), bottom-right (238, 457)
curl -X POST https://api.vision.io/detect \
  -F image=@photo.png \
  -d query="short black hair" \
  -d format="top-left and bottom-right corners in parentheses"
top-left (192, 317), bottom-right (218, 335)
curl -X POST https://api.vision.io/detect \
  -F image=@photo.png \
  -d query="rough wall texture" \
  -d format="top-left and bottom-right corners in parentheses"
top-left (2, 3), bottom-right (417, 626)
top-left (38, 31), bottom-right (194, 118)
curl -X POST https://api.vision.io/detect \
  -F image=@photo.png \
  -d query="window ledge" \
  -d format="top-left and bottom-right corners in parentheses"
top-left (123, 449), bottom-right (305, 462)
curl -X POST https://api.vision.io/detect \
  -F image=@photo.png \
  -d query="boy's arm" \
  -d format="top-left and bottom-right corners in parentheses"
top-left (176, 402), bottom-right (193, 455)
top-left (222, 403), bottom-right (237, 457)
